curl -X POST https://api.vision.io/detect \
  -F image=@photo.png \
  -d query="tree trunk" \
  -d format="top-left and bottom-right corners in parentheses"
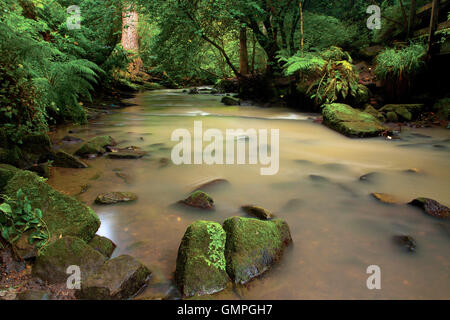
top-left (407, 0), bottom-right (417, 38)
top-left (427, 0), bottom-right (440, 58)
top-left (121, 6), bottom-right (142, 76)
top-left (299, 0), bottom-right (304, 56)
top-left (239, 27), bottom-right (249, 75)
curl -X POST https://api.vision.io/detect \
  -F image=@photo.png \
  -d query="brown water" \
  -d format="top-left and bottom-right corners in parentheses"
top-left (49, 89), bottom-right (450, 300)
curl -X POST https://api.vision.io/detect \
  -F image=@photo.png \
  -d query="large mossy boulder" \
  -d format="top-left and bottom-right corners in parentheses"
top-left (223, 217), bottom-right (292, 284)
top-left (75, 136), bottom-right (116, 157)
top-left (3, 170), bottom-right (100, 243)
top-left (175, 221), bottom-right (229, 297)
top-left (364, 105), bottom-right (386, 122)
top-left (322, 103), bottom-right (387, 137)
top-left (32, 236), bottom-right (105, 283)
top-left (76, 255), bottom-right (151, 300)
top-left (379, 104), bottom-right (424, 122)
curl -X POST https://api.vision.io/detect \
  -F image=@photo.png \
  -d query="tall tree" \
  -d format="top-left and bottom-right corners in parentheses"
top-left (239, 27), bottom-right (249, 75)
top-left (121, 4), bottom-right (143, 75)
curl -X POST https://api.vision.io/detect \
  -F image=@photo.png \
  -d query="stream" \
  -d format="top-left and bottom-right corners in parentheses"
top-left (48, 89), bottom-right (450, 299)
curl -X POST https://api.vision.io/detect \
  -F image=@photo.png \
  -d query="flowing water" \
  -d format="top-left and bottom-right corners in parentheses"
top-left (48, 90), bottom-right (450, 300)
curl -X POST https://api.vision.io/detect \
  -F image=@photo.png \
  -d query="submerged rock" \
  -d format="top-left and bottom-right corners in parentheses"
top-left (175, 221), bottom-right (229, 297)
top-left (75, 135), bottom-right (116, 157)
top-left (371, 192), bottom-right (403, 205)
top-left (88, 235), bottom-right (117, 258)
top-left (393, 235), bottom-right (417, 252)
top-left (3, 170), bottom-right (100, 243)
top-left (322, 103), bottom-right (387, 137)
top-left (180, 191), bottom-right (214, 210)
top-left (95, 192), bottom-right (138, 205)
top-left (409, 198), bottom-right (449, 219)
top-left (107, 147), bottom-right (148, 159)
top-left (33, 236), bottom-right (105, 283)
top-left (241, 205), bottom-right (273, 220)
top-left (359, 172), bottom-right (381, 183)
top-left (52, 150), bottom-right (88, 168)
top-left (221, 96), bottom-right (240, 106)
top-left (223, 217), bottom-right (292, 284)
top-left (77, 255), bottom-right (151, 300)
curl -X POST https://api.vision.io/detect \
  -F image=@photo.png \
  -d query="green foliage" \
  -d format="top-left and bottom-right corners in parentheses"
top-left (280, 47), bottom-right (359, 105)
top-left (206, 223), bottom-right (226, 271)
top-left (0, 189), bottom-right (50, 249)
top-left (375, 44), bottom-right (426, 81)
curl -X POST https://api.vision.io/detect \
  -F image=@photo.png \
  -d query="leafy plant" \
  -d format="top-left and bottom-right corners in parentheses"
top-left (280, 47), bottom-right (359, 105)
top-left (0, 189), bottom-right (50, 250)
top-left (375, 44), bottom-right (427, 81)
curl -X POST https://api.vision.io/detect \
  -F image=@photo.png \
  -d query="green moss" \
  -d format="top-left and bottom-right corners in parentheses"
top-left (75, 135), bottom-right (116, 156)
top-left (88, 235), bottom-right (116, 258)
top-left (223, 217), bottom-right (292, 284)
top-left (3, 170), bottom-right (100, 243)
top-left (0, 164), bottom-right (19, 192)
top-left (322, 103), bottom-right (387, 137)
top-left (181, 190), bottom-right (214, 209)
top-left (433, 98), bottom-right (450, 120)
top-left (175, 221), bottom-right (229, 297)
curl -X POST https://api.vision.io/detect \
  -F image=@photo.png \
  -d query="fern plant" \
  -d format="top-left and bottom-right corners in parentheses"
top-left (279, 46), bottom-right (359, 105)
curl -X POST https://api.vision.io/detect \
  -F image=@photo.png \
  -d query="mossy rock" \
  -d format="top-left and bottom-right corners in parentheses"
top-left (52, 150), bottom-right (88, 168)
top-left (380, 104), bottom-right (424, 121)
top-left (95, 192), bottom-right (137, 205)
top-left (21, 133), bottom-right (52, 155)
top-left (3, 170), bottom-right (100, 243)
top-left (175, 221), bottom-right (229, 297)
top-left (322, 103), bottom-right (387, 137)
top-left (223, 217), bottom-right (292, 284)
top-left (180, 190), bottom-right (214, 210)
top-left (75, 136), bottom-right (116, 156)
top-left (26, 162), bottom-right (50, 178)
top-left (33, 236), bottom-right (106, 283)
top-left (221, 96), bottom-right (240, 106)
top-left (88, 235), bottom-right (117, 258)
top-left (0, 164), bottom-right (19, 192)
top-left (364, 105), bottom-right (386, 122)
top-left (77, 255), bottom-right (151, 300)
top-left (386, 111), bottom-right (398, 122)
top-left (409, 198), bottom-right (449, 219)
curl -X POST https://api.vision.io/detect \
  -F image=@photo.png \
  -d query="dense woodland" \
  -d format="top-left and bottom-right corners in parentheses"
top-left (1, 0), bottom-right (449, 145)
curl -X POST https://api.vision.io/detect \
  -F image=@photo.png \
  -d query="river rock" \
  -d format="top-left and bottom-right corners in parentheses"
top-left (379, 104), bottom-right (424, 122)
top-left (322, 103), bottom-right (387, 137)
top-left (88, 235), bottom-right (117, 258)
top-left (52, 150), bottom-right (88, 168)
top-left (221, 96), bottom-right (240, 106)
top-left (75, 135), bottom-right (116, 157)
top-left (175, 221), bottom-right (229, 297)
top-left (3, 170), bottom-right (100, 243)
top-left (76, 255), bottom-right (151, 300)
top-left (26, 162), bottom-right (50, 178)
top-left (241, 205), bottom-right (273, 220)
top-left (223, 217), bottom-right (292, 284)
top-left (393, 235), bottom-right (417, 252)
top-left (33, 236), bottom-right (106, 283)
top-left (192, 178), bottom-right (230, 192)
top-left (371, 192), bottom-right (402, 204)
top-left (107, 148), bottom-right (148, 159)
top-left (95, 192), bottom-right (137, 205)
top-left (409, 198), bottom-right (450, 219)
top-left (180, 191), bottom-right (214, 210)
